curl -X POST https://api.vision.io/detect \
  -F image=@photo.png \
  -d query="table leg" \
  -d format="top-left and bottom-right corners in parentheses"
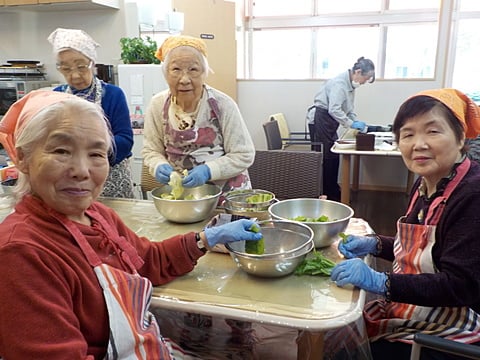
top-left (297, 330), bottom-right (324, 359)
top-left (340, 154), bottom-right (351, 205)
top-left (352, 155), bottom-right (360, 191)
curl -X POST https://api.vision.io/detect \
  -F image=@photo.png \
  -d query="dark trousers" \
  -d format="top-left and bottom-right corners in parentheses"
top-left (309, 109), bottom-right (342, 201)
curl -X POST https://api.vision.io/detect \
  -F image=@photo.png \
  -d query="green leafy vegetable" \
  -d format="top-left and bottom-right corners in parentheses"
top-left (290, 215), bottom-right (331, 222)
top-left (169, 172), bottom-right (184, 200)
top-left (294, 251), bottom-right (337, 276)
top-left (245, 223), bottom-right (265, 255)
top-left (246, 193), bottom-right (273, 204)
top-left (339, 232), bottom-right (348, 243)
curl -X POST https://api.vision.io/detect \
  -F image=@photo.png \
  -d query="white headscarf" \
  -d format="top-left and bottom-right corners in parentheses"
top-left (47, 28), bottom-right (100, 62)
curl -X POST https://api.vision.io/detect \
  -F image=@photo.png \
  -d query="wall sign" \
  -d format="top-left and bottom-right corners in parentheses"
top-left (200, 34), bottom-right (215, 40)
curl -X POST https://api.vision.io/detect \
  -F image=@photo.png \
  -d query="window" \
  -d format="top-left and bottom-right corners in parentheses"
top-left (241, 0), bottom-right (441, 80)
top-left (451, 9), bottom-right (480, 102)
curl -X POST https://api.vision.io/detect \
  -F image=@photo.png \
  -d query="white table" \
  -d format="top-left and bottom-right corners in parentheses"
top-left (98, 198), bottom-right (373, 359)
top-left (331, 145), bottom-right (414, 205)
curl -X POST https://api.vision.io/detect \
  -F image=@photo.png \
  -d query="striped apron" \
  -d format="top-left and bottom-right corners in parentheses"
top-left (60, 210), bottom-right (174, 359)
top-left (364, 158), bottom-right (480, 344)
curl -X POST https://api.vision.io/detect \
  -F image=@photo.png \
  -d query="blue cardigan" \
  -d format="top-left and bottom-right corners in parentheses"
top-left (53, 82), bottom-right (133, 165)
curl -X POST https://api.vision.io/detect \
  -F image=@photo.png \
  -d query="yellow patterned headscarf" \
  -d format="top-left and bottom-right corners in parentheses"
top-left (413, 88), bottom-right (480, 139)
top-left (155, 35), bottom-right (207, 62)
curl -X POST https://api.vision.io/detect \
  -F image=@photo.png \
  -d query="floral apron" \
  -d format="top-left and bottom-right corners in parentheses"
top-left (56, 210), bottom-right (174, 359)
top-left (161, 88), bottom-right (250, 195)
top-left (364, 158), bottom-right (480, 344)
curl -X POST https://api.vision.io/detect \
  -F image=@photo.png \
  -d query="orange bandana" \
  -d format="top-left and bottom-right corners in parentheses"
top-left (0, 90), bottom-right (77, 164)
top-left (413, 88), bottom-right (480, 139)
top-left (155, 35), bottom-right (207, 62)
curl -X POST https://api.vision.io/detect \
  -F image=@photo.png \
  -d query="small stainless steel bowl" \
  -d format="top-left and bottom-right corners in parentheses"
top-left (269, 198), bottom-right (354, 248)
top-left (151, 183), bottom-right (222, 223)
top-left (223, 189), bottom-right (276, 220)
top-left (225, 220), bottom-right (314, 277)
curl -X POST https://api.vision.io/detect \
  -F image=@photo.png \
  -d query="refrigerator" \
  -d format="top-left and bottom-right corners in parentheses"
top-left (117, 64), bottom-right (168, 198)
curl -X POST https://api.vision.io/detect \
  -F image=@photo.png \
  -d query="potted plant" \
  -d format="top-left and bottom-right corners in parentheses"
top-left (119, 36), bottom-right (161, 64)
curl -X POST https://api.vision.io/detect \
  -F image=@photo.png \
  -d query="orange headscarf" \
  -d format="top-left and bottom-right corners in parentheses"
top-left (0, 90), bottom-right (77, 164)
top-left (155, 35), bottom-right (207, 62)
top-left (412, 88), bottom-right (480, 139)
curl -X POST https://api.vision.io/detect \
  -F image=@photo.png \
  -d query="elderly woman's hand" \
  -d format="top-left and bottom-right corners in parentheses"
top-left (203, 219), bottom-right (263, 247)
top-left (155, 164), bottom-right (174, 184)
top-left (331, 258), bottom-right (387, 294)
top-left (338, 235), bottom-right (379, 258)
top-left (182, 165), bottom-right (211, 188)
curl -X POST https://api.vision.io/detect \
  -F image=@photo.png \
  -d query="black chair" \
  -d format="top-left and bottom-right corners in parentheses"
top-left (410, 333), bottom-right (480, 360)
top-left (248, 150), bottom-right (323, 199)
top-left (263, 119), bottom-right (320, 151)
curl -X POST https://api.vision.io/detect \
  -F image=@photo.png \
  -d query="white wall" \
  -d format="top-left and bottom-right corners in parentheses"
top-left (237, 78), bottom-right (441, 190)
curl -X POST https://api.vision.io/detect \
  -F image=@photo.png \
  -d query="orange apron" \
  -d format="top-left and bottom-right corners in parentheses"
top-left (58, 210), bottom-right (174, 359)
top-left (364, 158), bottom-right (480, 344)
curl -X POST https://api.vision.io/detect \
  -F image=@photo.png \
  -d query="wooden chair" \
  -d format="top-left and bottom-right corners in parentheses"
top-left (140, 162), bottom-right (162, 200)
top-left (248, 150), bottom-right (323, 199)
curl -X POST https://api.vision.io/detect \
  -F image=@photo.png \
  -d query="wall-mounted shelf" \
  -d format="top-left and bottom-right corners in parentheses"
top-left (1, 0), bottom-right (119, 11)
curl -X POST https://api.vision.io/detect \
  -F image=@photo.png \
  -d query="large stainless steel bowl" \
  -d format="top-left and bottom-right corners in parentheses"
top-left (225, 220), bottom-right (314, 277)
top-left (151, 183), bottom-right (222, 223)
top-left (268, 198), bottom-right (354, 248)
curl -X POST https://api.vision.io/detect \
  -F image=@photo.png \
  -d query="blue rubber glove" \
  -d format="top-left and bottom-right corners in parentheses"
top-left (338, 235), bottom-right (378, 259)
top-left (203, 219), bottom-right (263, 248)
top-left (330, 258), bottom-right (387, 294)
top-left (351, 120), bottom-right (366, 131)
top-left (155, 164), bottom-right (174, 184)
top-left (182, 165), bottom-right (211, 188)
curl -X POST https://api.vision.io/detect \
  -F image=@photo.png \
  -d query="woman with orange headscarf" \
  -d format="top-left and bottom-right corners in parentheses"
top-left (329, 89), bottom-right (480, 359)
top-left (142, 35), bottom-right (255, 200)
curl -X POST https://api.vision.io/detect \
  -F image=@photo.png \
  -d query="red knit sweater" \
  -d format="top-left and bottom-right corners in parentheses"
top-left (0, 195), bottom-right (204, 359)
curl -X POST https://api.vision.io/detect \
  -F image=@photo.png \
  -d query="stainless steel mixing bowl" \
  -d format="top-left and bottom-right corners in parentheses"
top-left (225, 220), bottom-right (314, 277)
top-left (268, 198), bottom-right (354, 248)
top-left (151, 183), bottom-right (222, 223)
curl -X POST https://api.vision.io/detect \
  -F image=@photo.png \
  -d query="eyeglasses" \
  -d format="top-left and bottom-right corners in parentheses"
top-left (56, 61), bottom-right (93, 75)
top-left (168, 67), bottom-right (203, 79)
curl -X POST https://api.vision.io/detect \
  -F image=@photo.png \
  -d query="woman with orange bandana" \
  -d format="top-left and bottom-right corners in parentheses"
top-left (142, 35), bottom-right (255, 201)
top-left (330, 89), bottom-right (480, 359)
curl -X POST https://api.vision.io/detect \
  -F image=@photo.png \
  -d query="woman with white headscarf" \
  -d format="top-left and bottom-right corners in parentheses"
top-left (48, 28), bottom-right (135, 198)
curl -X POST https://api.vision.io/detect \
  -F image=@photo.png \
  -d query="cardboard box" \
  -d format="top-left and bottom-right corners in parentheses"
top-left (356, 133), bottom-right (375, 151)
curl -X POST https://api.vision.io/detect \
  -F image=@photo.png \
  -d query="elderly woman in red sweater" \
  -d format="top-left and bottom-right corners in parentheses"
top-left (0, 90), bottom-right (261, 359)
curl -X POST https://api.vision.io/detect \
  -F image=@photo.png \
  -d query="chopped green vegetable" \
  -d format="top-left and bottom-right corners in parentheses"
top-left (245, 223), bottom-right (265, 255)
top-left (290, 215), bottom-right (330, 222)
top-left (294, 251), bottom-right (337, 276)
top-left (246, 193), bottom-right (273, 204)
top-left (339, 232), bottom-right (348, 243)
